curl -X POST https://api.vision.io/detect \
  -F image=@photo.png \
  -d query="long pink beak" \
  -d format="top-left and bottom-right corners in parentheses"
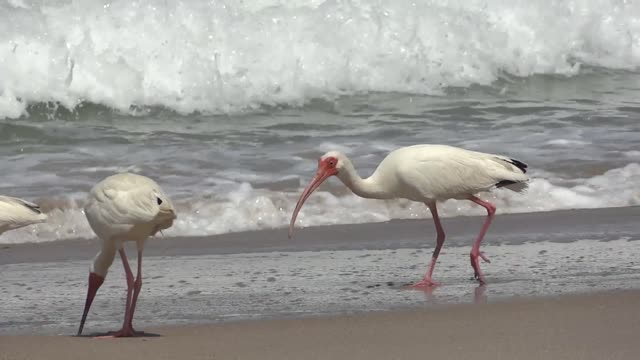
top-left (288, 163), bottom-right (337, 239)
top-left (77, 272), bottom-right (104, 336)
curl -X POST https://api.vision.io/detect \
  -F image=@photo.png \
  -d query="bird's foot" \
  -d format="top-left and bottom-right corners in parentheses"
top-left (476, 251), bottom-right (490, 263)
top-left (126, 325), bottom-right (144, 336)
top-left (94, 327), bottom-right (143, 339)
top-left (472, 272), bottom-right (486, 285)
top-left (129, 329), bottom-right (145, 337)
top-left (470, 252), bottom-right (488, 285)
top-left (408, 278), bottom-right (440, 289)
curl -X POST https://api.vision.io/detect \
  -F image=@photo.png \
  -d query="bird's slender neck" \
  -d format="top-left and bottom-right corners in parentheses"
top-left (91, 239), bottom-right (117, 278)
top-left (337, 160), bottom-right (390, 200)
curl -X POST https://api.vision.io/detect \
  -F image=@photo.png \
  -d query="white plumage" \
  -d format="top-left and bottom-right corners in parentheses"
top-left (289, 144), bottom-right (529, 286)
top-left (0, 196), bottom-right (47, 235)
top-left (84, 173), bottom-right (175, 247)
top-left (77, 173), bottom-right (176, 337)
top-left (349, 145), bottom-right (528, 201)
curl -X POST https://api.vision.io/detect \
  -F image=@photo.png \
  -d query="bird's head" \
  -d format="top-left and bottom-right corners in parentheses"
top-left (288, 151), bottom-right (349, 239)
top-left (320, 150), bottom-right (352, 174)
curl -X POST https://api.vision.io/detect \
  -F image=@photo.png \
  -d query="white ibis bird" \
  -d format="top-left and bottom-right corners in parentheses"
top-left (0, 196), bottom-right (47, 235)
top-left (77, 173), bottom-right (176, 337)
top-left (289, 144), bottom-right (529, 286)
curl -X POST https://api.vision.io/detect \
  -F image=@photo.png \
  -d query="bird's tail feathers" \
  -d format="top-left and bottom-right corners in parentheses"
top-left (19, 199), bottom-right (48, 223)
top-left (492, 156), bottom-right (528, 174)
top-left (157, 207), bottom-right (177, 220)
top-left (495, 180), bottom-right (529, 193)
top-left (35, 212), bottom-right (48, 223)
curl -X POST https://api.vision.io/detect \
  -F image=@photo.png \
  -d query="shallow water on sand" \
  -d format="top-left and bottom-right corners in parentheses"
top-left (2, 235), bottom-right (639, 336)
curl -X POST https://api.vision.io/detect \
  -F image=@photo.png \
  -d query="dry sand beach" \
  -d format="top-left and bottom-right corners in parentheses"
top-left (1, 206), bottom-right (640, 358)
top-left (1, 291), bottom-right (639, 360)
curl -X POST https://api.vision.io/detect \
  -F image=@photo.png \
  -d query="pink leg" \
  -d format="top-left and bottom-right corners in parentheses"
top-left (126, 250), bottom-right (144, 335)
top-left (468, 195), bottom-right (495, 284)
top-left (96, 248), bottom-right (138, 338)
top-left (411, 202), bottom-right (445, 288)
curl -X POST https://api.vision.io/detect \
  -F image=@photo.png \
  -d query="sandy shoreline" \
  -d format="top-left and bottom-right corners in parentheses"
top-left (1, 290), bottom-right (639, 360)
top-left (1, 206), bottom-right (639, 336)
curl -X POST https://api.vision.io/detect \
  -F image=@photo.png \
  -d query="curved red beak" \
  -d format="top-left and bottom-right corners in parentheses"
top-left (77, 272), bottom-right (104, 336)
top-left (289, 158), bottom-right (338, 239)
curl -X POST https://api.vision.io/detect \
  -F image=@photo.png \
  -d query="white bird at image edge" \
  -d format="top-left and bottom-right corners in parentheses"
top-left (0, 196), bottom-right (47, 235)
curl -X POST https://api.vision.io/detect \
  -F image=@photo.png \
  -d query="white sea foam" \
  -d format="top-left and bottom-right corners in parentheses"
top-left (1, 0), bottom-right (640, 118)
top-left (1, 163), bottom-right (638, 244)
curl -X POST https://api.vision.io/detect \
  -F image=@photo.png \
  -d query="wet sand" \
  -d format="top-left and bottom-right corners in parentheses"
top-left (0, 206), bottom-right (639, 340)
top-left (2, 206), bottom-right (639, 265)
top-left (1, 290), bottom-right (639, 360)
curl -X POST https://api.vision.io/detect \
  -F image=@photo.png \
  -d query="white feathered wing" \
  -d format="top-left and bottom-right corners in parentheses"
top-left (0, 196), bottom-right (47, 235)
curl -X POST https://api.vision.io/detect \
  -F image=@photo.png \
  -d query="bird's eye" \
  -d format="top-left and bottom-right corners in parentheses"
top-left (329, 161), bottom-right (335, 166)
top-left (157, 197), bottom-right (163, 205)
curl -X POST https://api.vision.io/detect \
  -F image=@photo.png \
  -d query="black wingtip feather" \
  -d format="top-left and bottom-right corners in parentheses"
top-left (495, 180), bottom-right (517, 188)
top-left (506, 158), bottom-right (528, 173)
top-left (25, 203), bottom-right (42, 214)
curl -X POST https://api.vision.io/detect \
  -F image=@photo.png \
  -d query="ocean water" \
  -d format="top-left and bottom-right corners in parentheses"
top-left (1, 0), bottom-right (640, 243)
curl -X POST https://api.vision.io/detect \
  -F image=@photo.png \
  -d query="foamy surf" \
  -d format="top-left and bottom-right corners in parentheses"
top-left (2, 0), bottom-right (640, 118)
top-left (1, 163), bottom-right (638, 244)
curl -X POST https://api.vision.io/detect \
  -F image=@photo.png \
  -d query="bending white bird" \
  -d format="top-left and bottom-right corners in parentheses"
top-left (77, 173), bottom-right (176, 337)
top-left (0, 196), bottom-right (47, 236)
top-left (289, 144), bottom-right (529, 286)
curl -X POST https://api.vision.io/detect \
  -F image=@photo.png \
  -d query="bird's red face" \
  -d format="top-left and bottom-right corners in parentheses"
top-left (288, 156), bottom-right (339, 238)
